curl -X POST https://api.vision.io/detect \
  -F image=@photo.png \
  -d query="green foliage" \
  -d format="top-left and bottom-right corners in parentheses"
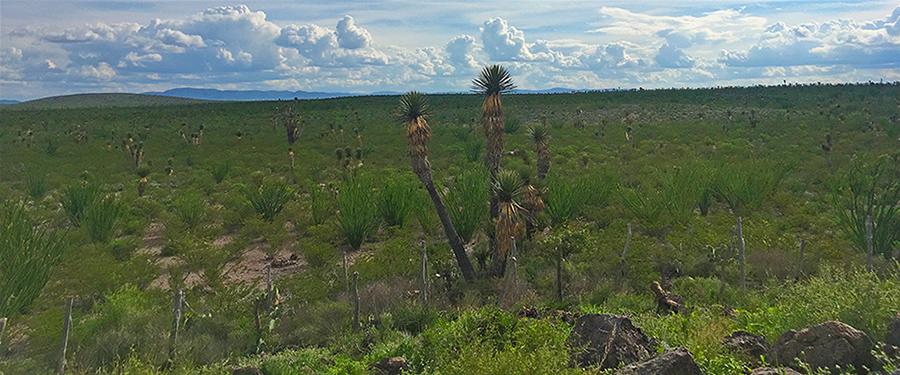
top-left (620, 167), bottom-right (697, 236)
top-left (25, 173), bottom-right (48, 199)
top-left (210, 162), bottom-right (231, 184)
top-left (503, 117), bottom-right (521, 134)
top-left (83, 196), bottom-right (123, 243)
top-left (462, 139), bottom-right (483, 163)
top-left (172, 191), bottom-right (207, 231)
top-left (309, 183), bottom-right (335, 225)
top-left (61, 183), bottom-right (101, 227)
top-left (713, 161), bottom-right (786, 215)
top-left (244, 179), bottom-right (294, 222)
top-left (0, 202), bottom-right (66, 317)
top-left (444, 168), bottom-right (489, 243)
top-left (832, 156), bottom-right (899, 258)
top-left (376, 174), bottom-right (416, 227)
top-left (337, 176), bottom-right (379, 250)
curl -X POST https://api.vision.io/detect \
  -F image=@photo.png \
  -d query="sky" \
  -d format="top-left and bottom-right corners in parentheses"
top-left (1, 1), bottom-right (899, 100)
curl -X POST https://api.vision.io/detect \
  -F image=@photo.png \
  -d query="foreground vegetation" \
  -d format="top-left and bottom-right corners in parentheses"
top-left (0, 80), bottom-right (898, 374)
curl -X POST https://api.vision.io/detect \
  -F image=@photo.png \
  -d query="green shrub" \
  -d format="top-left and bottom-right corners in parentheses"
top-left (25, 173), bottom-right (48, 199)
top-left (337, 176), bottom-right (378, 250)
top-left (832, 156), bottom-right (899, 259)
top-left (84, 197), bottom-right (124, 243)
top-left (210, 162), bottom-right (231, 184)
top-left (244, 179), bottom-right (294, 222)
top-left (0, 202), bottom-right (66, 317)
top-left (309, 183), bottom-right (334, 225)
top-left (377, 174), bottom-right (416, 227)
top-left (444, 168), bottom-right (489, 243)
top-left (503, 117), bottom-right (521, 134)
top-left (61, 183), bottom-right (101, 227)
top-left (172, 191), bottom-right (207, 230)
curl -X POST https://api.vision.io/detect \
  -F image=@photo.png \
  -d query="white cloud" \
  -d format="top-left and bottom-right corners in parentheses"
top-left (335, 15), bottom-right (373, 49)
top-left (481, 17), bottom-right (533, 61)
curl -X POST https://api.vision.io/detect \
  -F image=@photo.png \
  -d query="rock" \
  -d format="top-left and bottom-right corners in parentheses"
top-left (231, 367), bottom-right (262, 375)
top-left (886, 312), bottom-right (900, 359)
top-left (722, 331), bottom-right (769, 364)
top-left (616, 348), bottom-right (702, 375)
top-left (568, 314), bottom-right (656, 369)
top-left (749, 367), bottom-right (802, 375)
top-left (370, 356), bottom-right (407, 375)
top-left (770, 321), bottom-right (877, 374)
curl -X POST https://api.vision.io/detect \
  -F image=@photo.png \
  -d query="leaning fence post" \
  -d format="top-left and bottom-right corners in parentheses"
top-left (865, 214), bottom-right (874, 272)
top-left (57, 296), bottom-right (74, 375)
top-left (352, 272), bottom-right (360, 332)
top-left (736, 217), bottom-right (746, 290)
top-left (420, 241), bottom-right (428, 307)
top-left (343, 251), bottom-right (350, 295)
top-left (797, 238), bottom-right (806, 277)
top-left (508, 236), bottom-right (518, 289)
top-left (265, 263), bottom-right (274, 308)
top-left (619, 223), bottom-right (633, 288)
top-left (166, 289), bottom-right (184, 368)
top-left (556, 245), bottom-right (563, 303)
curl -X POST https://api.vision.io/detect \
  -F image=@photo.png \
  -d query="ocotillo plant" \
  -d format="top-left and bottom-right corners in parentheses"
top-left (398, 92), bottom-right (475, 281)
top-left (832, 156), bottom-right (899, 260)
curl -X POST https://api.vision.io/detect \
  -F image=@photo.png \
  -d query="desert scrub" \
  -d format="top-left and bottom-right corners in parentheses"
top-left (443, 168), bottom-right (489, 243)
top-left (244, 179), bottom-right (294, 222)
top-left (83, 196), bottom-right (124, 243)
top-left (0, 202), bottom-right (66, 317)
top-left (376, 172), bottom-right (417, 227)
top-left (171, 191), bottom-right (208, 231)
top-left (60, 183), bottom-right (101, 226)
top-left (337, 175), bottom-right (378, 251)
top-left (736, 267), bottom-right (900, 341)
top-left (24, 172), bottom-right (48, 199)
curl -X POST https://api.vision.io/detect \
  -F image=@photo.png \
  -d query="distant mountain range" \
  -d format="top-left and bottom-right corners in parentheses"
top-left (0, 99), bottom-right (20, 105)
top-left (143, 87), bottom-right (587, 101)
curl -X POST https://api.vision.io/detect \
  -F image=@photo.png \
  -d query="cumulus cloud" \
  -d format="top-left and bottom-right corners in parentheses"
top-left (721, 9), bottom-right (900, 68)
top-left (1, 4), bottom-right (898, 99)
top-left (481, 17), bottom-right (533, 61)
top-left (335, 15), bottom-right (372, 49)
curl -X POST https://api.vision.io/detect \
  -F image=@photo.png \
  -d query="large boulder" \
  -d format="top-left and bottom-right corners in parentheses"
top-left (722, 331), bottom-right (769, 364)
top-left (568, 314), bottom-right (656, 369)
top-left (231, 367), bottom-right (262, 375)
top-left (749, 367), bottom-right (802, 375)
top-left (770, 321), bottom-right (877, 374)
top-left (616, 348), bottom-right (702, 375)
top-left (369, 356), bottom-right (407, 375)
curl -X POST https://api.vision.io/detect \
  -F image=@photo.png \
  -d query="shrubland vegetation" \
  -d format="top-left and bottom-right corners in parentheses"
top-left (0, 75), bottom-right (898, 374)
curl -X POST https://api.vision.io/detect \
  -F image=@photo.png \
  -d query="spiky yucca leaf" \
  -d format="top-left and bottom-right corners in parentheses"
top-left (472, 65), bottom-right (516, 96)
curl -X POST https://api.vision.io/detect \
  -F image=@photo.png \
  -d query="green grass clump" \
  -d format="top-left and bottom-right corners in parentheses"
top-left (0, 202), bottom-right (66, 317)
top-left (337, 176), bottom-right (379, 250)
top-left (25, 173), bottom-right (48, 199)
top-left (244, 179), bottom-right (294, 222)
top-left (172, 191), bottom-right (207, 231)
top-left (443, 168), bottom-right (489, 243)
top-left (377, 174), bottom-right (417, 227)
top-left (84, 197), bottom-right (123, 243)
top-left (61, 183), bottom-right (101, 227)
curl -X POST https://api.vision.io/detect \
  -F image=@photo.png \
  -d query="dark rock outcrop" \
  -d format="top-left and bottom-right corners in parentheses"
top-left (231, 367), bottom-right (262, 375)
top-left (370, 356), bottom-right (408, 375)
top-left (568, 314), bottom-right (656, 369)
top-left (722, 331), bottom-right (769, 364)
top-left (770, 321), bottom-right (877, 374)
top-left (886, 312), bottom-right (900, 359)
top-left (616, 348), bottom-right (702, 375)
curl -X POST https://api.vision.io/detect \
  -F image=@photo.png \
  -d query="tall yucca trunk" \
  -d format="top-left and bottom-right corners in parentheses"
top-left (483, 93), bottom-right (504, 217)
top-left (408, 118), bottom-right (476, 282)
top-left (536, 143), bottom-right (550, 180)
top-left (493, 201), bottom-right (523, 276)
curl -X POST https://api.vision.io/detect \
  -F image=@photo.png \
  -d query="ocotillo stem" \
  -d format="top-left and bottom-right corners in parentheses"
top-left (865, 214), bottom-right (874, 272)
top-left (420, 241), bottom-right (428, 307)
top-left (57, 296), bottom-right (74, 375)
top-left (352, 272), bottom-right (360, 332)
top-left (736, 217), bottom-right (746, 290)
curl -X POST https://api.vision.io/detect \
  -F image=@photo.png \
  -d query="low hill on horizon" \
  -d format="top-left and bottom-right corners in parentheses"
top-left (3, 93), bottom-right (208, 110)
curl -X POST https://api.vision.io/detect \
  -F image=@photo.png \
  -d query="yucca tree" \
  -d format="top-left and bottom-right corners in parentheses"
top-left (492, 169), bottom-right (525, 276)
top-left (528, 125), bottom-right (551, 180)
top-left (399, 92), bottom-right (475, 282)
top-left (473, 65), bottom-right (516, 218)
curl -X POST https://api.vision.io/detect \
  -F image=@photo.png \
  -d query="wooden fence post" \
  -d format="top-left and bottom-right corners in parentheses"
top-left (736, 217), bottom-right (746, 290)
top-left (798, 238), bottom-right (806, 277)
top-left (420, 241), bottom-right (428, 307)
top-left (343, 251), bottom-right (350, 295)
top-left (865, 214), bottom-right (874, 272)
top-left (508, 236), bottom-right (518, 289)
top-left (352, 272), bottom-right (360, 332)
top-left (556, 245), bottom-right (563, 303)
top-left (166, 289), bottom-right (184, 368)
top-left (619, 223), bottom-right (633, 288)
top-left (265, 263), bottom-right (274, 308)
top-left (57, 296), bottom-right (74, 375)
